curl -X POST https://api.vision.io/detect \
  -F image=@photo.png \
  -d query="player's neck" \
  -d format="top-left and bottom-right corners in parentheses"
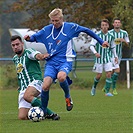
top-left (114, 28), bottom-right (120, 33)
top-left (17, 49), bottom-right (24, 57)
top-left (102, 30), bottom-right (108, 34)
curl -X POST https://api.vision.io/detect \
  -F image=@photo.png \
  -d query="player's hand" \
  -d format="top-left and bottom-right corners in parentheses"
top-left (115, 57), bottom-right (118, 64)
top-left (42, 53), bottom-right (50, 59)
top-left (95, 53), bottom-right (101, 58)
top-left (24, 35), bottom-right (30, 41)
top-left (102, 41), bottom-right (110, 47)
top-left (119, 38), bottom-right (129, 47)
top-left (36, 53), bottom-right (50, 60)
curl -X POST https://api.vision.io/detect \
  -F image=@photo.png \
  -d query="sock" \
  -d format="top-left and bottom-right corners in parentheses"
top-left (112, 72), bottom-right (118, 90)
top-left (66, 76), bottom-right (73, 85)
top-left (93, 77), bottom-right (100, 88)
top-left (31, 97), bottom-right (41, 108)
top-left (31, 97), bottom-right (54, 115)
top-left (60, 80), bottom-right (70, 98)
top-left (46, 108), bottom-right (54, 115)
top-left (41, 90), bottom-right (49, 114)
top-left (105, 78), bottom-right (112, 93)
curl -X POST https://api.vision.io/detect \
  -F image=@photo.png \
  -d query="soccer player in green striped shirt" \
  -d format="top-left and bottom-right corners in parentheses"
top-left (109, 18), bottom-right (130, 95)
top-left (90, 19), bottom-right (118, 96)
top-left (11, 35), bottom-right (60, 120)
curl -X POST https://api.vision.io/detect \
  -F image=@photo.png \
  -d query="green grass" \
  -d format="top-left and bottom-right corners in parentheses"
top-left (0, 89), bottom-right (132, 133)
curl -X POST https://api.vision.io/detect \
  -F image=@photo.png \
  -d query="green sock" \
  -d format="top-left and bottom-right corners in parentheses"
top-left (31, 97), bottom-right (55, 115)
top-left (31, 97), bottom-right (41, 107)
top-left (46, 108), bottom-right (54, 115)
top-left (105, 78), bottom-right (112, 93)
top-left (93, 77), bottom-right (100, 88)
top-left (112, 72), bottom-right (118, 89)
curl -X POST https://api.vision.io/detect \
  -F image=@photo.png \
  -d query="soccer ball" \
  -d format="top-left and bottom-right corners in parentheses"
top-left (28, 107), bottom-right (44, 122)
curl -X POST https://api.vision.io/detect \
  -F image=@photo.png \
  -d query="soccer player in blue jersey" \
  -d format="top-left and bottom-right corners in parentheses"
top-left (24, 8), bottom-right (109, 115)
top-left (11, 35), bottom-right (60, 120)
top-left (109, 18), bottom-right (130, 95)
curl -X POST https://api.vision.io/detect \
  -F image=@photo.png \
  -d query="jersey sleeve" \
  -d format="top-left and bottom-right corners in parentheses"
top-left (125, 32), bottom-right (130, 43)
top-left (29, 29), bottom-right (47, 43)
top-left (68, 23), bottom-right (104, 45)
top-left (26, 48), bottom-right (41, 60)
top-left (90, 38), bottom-right (97, 46)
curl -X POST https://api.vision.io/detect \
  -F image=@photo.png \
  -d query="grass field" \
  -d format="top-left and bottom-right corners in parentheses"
top-left (0, 63), bottom-right (133, 133)
top-left (0, 88), bottom-right (132, 133)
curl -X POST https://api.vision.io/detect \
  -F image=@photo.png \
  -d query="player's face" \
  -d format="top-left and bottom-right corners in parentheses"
top-left (11, 39), bottom-right (24, 55)
top-left (113, 20), bottom-right (121, 29)
top-left (50, 15), bottom-right (63, 29)
top-left (101, 22), bottom-right (109, 33)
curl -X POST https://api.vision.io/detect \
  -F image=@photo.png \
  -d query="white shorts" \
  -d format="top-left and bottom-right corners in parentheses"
top-left (111, 58), bottom-right (120, 70)
top-left (92, 62), bottom-right (112, 73)
top-left (18, 80), bottom-right (42, 109)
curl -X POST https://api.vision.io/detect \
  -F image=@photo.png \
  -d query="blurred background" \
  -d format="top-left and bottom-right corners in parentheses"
top-left (0, 0), bottom-right (133, 88)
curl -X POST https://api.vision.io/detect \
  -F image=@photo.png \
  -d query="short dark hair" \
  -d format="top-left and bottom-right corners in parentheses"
top-left (11, 35), bottom-right (22, 42)
top-left (113, 17), bottom-right (121, 22)
top-left (101, 19), bottom-right (109, 24)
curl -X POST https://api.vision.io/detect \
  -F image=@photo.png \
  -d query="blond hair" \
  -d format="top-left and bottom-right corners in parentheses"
top-left (49, 8), bottom-right (63, 18)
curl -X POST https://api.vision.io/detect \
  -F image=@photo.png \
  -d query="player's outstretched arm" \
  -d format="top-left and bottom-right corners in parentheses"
top-left (35, 53), bottom-right (50, 60)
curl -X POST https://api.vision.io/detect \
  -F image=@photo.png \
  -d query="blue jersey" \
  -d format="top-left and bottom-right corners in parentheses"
top-left (29, 22), bottom-right (104, 64)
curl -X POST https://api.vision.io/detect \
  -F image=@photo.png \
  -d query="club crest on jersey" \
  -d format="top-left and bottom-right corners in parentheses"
top-left (16, 63), bottom-right (24, 73)
top-left (56, 40), bottom-right (61, 45)
top-left (114, 38), bottom-right (121, 45)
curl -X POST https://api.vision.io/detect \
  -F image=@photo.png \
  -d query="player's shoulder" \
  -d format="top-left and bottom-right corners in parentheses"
top-left (96, 30), bottom-right (102, 35)
top-left (13, 54), bottom-right (18, 61)
top-left (42, 24), bottom-right (53, 31)
top-left (109, 29), bottom-right (114, 33)
top-left (108, 31), bottom-right (114, 37)
top-left (120, 29), bottom-right (128, 34)
top-left (25, 48), bottom-right (36, 54)
top-left (64, 22), bottom-right (79, 28)
top-left (42, 24), bottom-right (53, 30)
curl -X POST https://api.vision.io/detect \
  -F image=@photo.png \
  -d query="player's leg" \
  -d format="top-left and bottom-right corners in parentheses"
top-left (18, 108), bottom-right (29, 120)
top-left (112, 67), bottom-right (120, 95)
top-left (18, 90), bottom-right (31, 120)
top-left (104, 62), bottom-right (113, 96)
top-left (24, 86), bottom-right (41, 106)
top-left (58, 62), bottom-right (73, 111)
top-left (58, 71), bottom-right (73, 111)
top-left (111, 58), bottom-right (120, 95)
top-left (91, 63), bottom-right (102, 96)
top-left (41, 76), bottom-right (53, 114)
top-left (105, 71), bottom-right (112, 95)
top-left (24, 81), bottom-right (60, 120)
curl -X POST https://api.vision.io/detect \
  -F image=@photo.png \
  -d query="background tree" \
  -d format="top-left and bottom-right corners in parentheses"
top-left (0, 0), bottom-right (30, 57)
top-left (112, 0), bottom-right (133, 80)
top-left (10, 0), bottom-right (117, 29)
top-left (1, 0), bottom-right (117, 57)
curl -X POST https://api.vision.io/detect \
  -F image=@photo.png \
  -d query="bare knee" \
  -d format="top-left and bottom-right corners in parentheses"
top-left (42, 84), bottom-right (49, 91)
top-left (18, 108), bottom-right (29, 120)
top-left (42, 77), bottom-right (52, 91)
top-left (18, 114), bottom-right (28, 120)
top-left (57, 72), bottom-right (66, 82)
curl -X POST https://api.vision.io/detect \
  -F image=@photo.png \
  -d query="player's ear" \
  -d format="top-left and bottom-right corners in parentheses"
top-left (22, 42), bottom-right (24, 46)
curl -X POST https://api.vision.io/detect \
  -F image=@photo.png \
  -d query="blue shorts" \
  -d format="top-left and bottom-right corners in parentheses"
top-left (44, 62), bottom-right (73, 80)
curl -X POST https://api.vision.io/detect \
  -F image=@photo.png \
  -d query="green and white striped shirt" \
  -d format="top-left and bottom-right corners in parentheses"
top-left (109, 29), bottom-right (130, 59)
top-left (13, 48), bottom-right (43, 92)
top-left (90, 31), bottom-right (115, 64)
